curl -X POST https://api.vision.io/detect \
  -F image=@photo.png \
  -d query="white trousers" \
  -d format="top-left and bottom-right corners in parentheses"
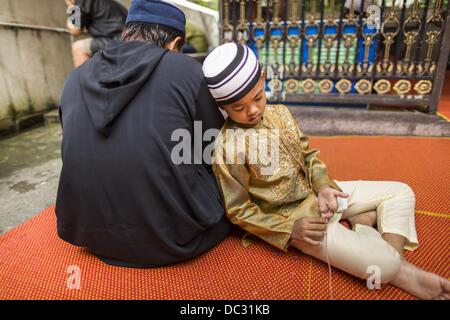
top-left (294, 181), bottom-right (418, 283)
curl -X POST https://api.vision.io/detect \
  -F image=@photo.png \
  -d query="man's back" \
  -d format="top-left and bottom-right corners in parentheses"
top-left (56, 41), bottom-right (231, 267)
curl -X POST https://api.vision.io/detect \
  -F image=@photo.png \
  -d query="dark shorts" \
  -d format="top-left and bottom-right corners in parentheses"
top-left (88, 34), bottom-right (122, 55)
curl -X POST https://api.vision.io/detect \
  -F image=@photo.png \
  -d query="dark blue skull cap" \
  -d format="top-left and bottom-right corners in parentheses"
top-left (126, 0), bottom-right (186, 34)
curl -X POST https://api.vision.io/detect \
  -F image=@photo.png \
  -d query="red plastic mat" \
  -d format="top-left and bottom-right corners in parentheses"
top-left (0, 136), bottom-right (449, 300)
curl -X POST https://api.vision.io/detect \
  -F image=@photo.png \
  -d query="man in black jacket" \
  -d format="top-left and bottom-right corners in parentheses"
top-left (56, 0), bottom-right (231, 268)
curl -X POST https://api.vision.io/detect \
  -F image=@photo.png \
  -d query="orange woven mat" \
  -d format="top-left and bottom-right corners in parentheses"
top-left (0, 136), bottom-right (449, 300)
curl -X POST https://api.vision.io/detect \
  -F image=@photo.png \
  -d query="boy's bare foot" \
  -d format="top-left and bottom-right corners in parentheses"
top-left (391, 260), bottom-right (450, 300)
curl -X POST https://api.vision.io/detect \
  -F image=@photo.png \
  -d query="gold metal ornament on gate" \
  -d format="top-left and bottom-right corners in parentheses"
top-left (377, 4), bottom-right (400, 75)
top-left (268, 0), bottom-right (283, 90)
top-left (269, 78), bottom-right (283, 92)
top-left (302, 0), bottom-right (319, 75)
top-left (285, 79), bottom-right (299, 94)
top-left (236, 0), bottom-right (249, 44)
top-left (286, 0), bottom-right (300, 77)
top-left (319, 79), bottom-right (334, 94)
top-left (302, 79), bottom-right (316, 94)
top-left (336, 79), bottom-right (352, 94)
top-left (223, 0), bottom-right (234, 43)
top-left (252, 0), bottom-right (266, 70)
top-left (339, 0), bottom-right (357, 75)
top-left (393, 80), bottom-right (412, 95)
top-left (357, 0), bottom-right (379, 76)
top-left (374, 79), bottom-right (391, 95)
top-left (396, 0), bottom-right (421, 76)
top-left (355, 79), bottom-right (372, 95)
top-left (414, 80), bottom-right (433, 95)
top-left (418, 0), bottom-right (444, 76)
top-left (320, 0), bottom-right (337, 75)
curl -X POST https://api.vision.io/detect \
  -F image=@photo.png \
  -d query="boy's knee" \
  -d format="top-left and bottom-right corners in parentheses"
top-left (398, 182), bottom-right (415, 201)
top-left (388, 181), bottom-right (415, 200)
top-left (329, 224), bottom-right (402, 283)
top-left (402, 183), bottom-right (415, 196)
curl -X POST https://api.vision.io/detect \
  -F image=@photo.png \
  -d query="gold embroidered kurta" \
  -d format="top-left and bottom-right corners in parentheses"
top-left (212, 105), bottom-right (341, 251)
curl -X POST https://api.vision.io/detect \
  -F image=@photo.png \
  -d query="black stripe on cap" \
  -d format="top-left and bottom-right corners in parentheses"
top-left (208, 46), bottom-right (249, 90)
top-left (217, 63), bottom-right (261, 106)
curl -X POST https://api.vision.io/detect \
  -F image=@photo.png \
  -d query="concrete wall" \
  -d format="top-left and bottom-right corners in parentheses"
top-left (0, 0), bottom-right (219, 136)
top-left (0, 0), bottom-right (73, 135)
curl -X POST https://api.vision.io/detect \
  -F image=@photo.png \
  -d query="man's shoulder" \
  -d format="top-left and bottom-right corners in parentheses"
top-left (163, 51), bottom-right (202, 72)
top-left (60, 66), bottom-right (83, 101)
top-left (62, 59), bottom-right (94, 90)
top-left (158, 51), bottom-right (205, 87)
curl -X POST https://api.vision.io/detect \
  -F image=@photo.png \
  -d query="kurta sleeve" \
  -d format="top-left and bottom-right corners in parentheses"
top-left (283, 106), bottom-right (342, 194)
top-left (213, 143), bottom-right (296, 251)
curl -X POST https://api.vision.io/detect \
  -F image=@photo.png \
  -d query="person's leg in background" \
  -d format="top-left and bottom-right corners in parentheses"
top-left (71, 37), bottom-right (115, 67)
top-left (71, 38), bottom-right (93, 67)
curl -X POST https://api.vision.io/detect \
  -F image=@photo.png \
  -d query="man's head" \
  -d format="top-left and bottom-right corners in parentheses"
top-left (122, 0), bottom-right (186, 52)
top-left (203, 43), bottom-right (266, 126)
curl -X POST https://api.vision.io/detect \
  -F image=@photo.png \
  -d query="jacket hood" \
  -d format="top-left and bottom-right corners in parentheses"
top-left (78, 41), bottom-right (168, 136)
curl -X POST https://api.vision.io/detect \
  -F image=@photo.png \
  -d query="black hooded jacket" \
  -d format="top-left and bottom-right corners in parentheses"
top-left (56, 41), bottom-right (231, 268)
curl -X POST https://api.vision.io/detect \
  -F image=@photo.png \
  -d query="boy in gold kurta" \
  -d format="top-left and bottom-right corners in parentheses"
top-left (213, 103), bottom-right (343, 251)
top-left (203, 43), bottom-right (449, 300)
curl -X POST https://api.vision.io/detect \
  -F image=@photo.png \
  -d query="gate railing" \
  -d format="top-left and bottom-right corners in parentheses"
top-left (219, 0), bottom-right (450, 113)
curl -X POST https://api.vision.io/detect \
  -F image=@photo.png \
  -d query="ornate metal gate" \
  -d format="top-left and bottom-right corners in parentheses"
top-left (219, 0), bottom-right (450, 113)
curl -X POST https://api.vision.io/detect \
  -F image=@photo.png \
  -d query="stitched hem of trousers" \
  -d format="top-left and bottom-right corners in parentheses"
top-left (378, 226), bottom-right (419, 251)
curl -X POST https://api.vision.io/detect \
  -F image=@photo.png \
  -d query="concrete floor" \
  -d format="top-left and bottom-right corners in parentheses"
top-left (0, 123), bottom-right (62, 235)
top-left (0, 107), bottom-right (449, 236)
top-left (289, 106), bottom-right (450, 136)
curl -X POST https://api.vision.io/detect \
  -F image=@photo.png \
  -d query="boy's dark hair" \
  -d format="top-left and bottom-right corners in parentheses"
top-left (121, 22), bottom-right (185, 50)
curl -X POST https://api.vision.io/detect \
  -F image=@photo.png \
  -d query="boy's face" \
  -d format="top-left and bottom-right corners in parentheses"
top-left (221, 71), bottom-right (266, 126)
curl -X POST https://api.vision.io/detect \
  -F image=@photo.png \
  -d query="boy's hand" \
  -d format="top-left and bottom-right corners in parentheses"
top-left (291, 217), bottom-right (328, 246)
top-left (317, 186), bottom-right (349, 219)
